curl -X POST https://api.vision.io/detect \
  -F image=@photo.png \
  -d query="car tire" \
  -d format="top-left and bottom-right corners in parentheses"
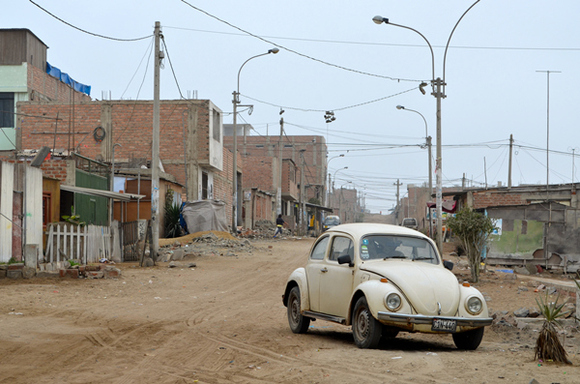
top-left (452, 327), bottom-right (484, 350)
top-left (287, 286), bottom-right (310, 334)
top-left (352, 296), bottom-right (382, 349)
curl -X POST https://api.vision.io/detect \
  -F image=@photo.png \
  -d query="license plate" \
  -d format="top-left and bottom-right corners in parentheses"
top-left (432, 318), bottom-right (457, 332)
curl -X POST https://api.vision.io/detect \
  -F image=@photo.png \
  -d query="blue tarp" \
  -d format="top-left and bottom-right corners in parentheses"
top-left (46, 62), bottom-right (91, 96)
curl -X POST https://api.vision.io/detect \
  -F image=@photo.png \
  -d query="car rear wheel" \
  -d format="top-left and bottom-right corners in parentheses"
top-left (452, 327), bottom-right (484, 350)
top-left (287, 286), bottom-right (310, 333)
top-left (352, 296), bottom-right (381, 349)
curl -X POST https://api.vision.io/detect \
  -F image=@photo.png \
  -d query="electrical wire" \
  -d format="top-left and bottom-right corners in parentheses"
top-left (29, 0), bottom-right (152, 42)
top-left (164, 25), bottom-right (580, 52)
top-left (240, 87), bottom-right (417, 113)
top-left (120, 37), bottom-right (155, 99)
top-left (161, 36), bottom-right (186, 99)
top-left (179, 0), bottom-right (423, 83)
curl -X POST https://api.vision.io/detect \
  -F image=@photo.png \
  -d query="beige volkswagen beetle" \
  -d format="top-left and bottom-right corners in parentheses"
top-left (282, 223), bottom-right (492, 349)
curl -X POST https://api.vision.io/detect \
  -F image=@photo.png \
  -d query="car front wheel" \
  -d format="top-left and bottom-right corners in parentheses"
top-left (452, 327), bottom-right (484, 350)
top-left (287, 286), bottom-right (310, 333)
top-left (352, 296), bottom-right (382, 349)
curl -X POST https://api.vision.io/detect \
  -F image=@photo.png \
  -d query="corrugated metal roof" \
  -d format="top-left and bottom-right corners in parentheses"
top-left (60, 185), bottom-right (145, 201)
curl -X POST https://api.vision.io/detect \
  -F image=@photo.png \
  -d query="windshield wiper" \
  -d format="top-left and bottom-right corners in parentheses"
top-left (383, 255), bottom-right (406, 260)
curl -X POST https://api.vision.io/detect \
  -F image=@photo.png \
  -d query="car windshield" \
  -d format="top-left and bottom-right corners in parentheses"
top-left (360, 235), bottom-right (439, 264)
top-left (324, 217), bottom-right (340, 225)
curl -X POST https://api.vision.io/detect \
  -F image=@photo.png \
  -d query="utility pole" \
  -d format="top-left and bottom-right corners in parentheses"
top-left (150, 21), bottom-right (162, 262)
top-left (394, 179), bottom-right (402, 225)
top-left (277, 112), bottom-right (284, 216)
top-left (508, 134), bottom-right (513, 188)
top-left (299, 149), bottom-right (306, 235)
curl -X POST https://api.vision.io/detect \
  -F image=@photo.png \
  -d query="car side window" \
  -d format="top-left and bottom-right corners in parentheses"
top-left (310, 236), bottom-right (329, 260)
top-left (329, 236), bottom-right (354, 262)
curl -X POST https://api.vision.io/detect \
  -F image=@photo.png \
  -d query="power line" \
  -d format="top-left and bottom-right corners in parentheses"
top-left (179, 0), bottom-right (422, 83)
top-left (240, 87), bottom-right (417, 113)
top-left (120, 37), bottom-right (155, 99)
top-left (165, 25), bottom-right (580, 52)
top-left (29, 0), bottom-right (152, 42)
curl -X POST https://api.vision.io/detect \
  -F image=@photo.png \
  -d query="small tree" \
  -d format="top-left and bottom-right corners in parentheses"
top-left (446, 207), bottom-right (496, 283)
top-left (534, 291), bottom-right (571, 364)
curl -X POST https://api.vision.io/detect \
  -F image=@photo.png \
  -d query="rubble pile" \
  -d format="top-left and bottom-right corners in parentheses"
top-left (158, 230), bottom-right (257, 261)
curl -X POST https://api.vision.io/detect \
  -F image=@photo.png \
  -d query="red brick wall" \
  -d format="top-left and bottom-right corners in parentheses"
top-left (472, 191), bottom-right (526, 209)
top-left (40, 159), bottom-right (69, 182)
top-left (225, 134), bottom-right (327, 189)
top-left (28, 64), bottom-right (91, 103)
top-left (242, 155), bottom-right (274, 192)
top-left (17, 100), bottom-right (213, 188)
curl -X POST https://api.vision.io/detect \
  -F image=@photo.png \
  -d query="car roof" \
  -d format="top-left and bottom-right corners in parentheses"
top-left (325, 222), bottom-right (428, 240)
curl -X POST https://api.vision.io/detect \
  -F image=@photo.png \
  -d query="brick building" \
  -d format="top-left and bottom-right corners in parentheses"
top-left (12, 99), bottom-right (235, 230)
top-left (223, 127), bottom-right (327, 225)
top-left (0, 29), bottom-right (91, 150)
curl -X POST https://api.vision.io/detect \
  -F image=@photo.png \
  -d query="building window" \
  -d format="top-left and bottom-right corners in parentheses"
top-left (0, 93), bottom-right (15, 128)
top-left (212, 109), bottom-right (221, 142)
top-left (202, 172), bottom-right (209, 199)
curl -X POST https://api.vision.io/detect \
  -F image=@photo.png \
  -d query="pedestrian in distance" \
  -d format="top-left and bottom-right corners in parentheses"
top-left (274, 214), bottom-right (285, 238)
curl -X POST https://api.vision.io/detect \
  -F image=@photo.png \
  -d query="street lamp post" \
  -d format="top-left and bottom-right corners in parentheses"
top-left (373, 0), bottom-right (480, 252)
top-left (231, 48), bottom-right (279, 234)
top-left (331, 166), bottom-right (348, 209)
top-left (326, 154), bottom-right (345, 206)
top-left (396, 105), bottom-right (432, 194)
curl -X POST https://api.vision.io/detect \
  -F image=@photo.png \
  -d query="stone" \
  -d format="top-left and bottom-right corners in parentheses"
top-left (187, 262), bottom-right (197, 268)
top-left (7, 270), bottom-right (22, 279)
top-left (168, 261), bottom-right (177, 268)
top-left (528, 308), bottom-right (541, 318)
top-left (547, 286), bottom-right (557, 295)
top-left (22, 267), bottom-right (36, 279)
top-left (143, 257), bottom-right (155, 267)
top-left (514, 266), bottom-right (530, 275)
top-left (171, 249), bottom-right (185, 261)
top-left (514, 308), bottom-right (530, 317)
top-left (7, 263), bottom-right (24, 270)
top-left (86, 270), bottom-right (104, 279)
top-left (104, 267), bottom-right (121, 278)
top-left (517, 286), bottom-right (529, 292)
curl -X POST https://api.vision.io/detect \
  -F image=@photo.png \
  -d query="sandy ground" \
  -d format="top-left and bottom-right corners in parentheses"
top-left (0, 237), bottom-right (579, 384)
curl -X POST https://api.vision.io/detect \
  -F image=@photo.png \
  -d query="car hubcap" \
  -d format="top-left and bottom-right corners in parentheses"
top-left (356, 309), bottom-right (370, 338)
top-left (291, 297), bottom-right (299, 324)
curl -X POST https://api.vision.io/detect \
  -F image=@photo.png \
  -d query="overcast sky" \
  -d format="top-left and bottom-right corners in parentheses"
top-left (7, 0), bottom-right (580, 213)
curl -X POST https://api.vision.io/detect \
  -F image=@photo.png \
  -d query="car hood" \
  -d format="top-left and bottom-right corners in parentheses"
top-left (361, 261), bottom-right (460, 316)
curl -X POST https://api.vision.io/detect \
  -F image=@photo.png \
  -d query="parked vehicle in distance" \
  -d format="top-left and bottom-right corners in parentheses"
top-left (282, 223), bottom-right (492, 350)
top-left (401, 217), bottom-right (418, 230)
top-left (322, 215), bottom-right (340, 231)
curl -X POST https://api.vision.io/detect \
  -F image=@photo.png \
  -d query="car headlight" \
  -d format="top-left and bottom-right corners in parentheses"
top-left (466, 296), bottom-right (483, 315)
top-left (385, 293), bottom-right (402, 311)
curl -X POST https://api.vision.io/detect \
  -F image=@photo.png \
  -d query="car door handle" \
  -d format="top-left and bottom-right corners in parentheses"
top-left (320, 267), bottom-right (328, 273)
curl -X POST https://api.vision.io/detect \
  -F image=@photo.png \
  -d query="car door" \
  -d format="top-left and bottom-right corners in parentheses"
top-left (304, 235), bottom-right (330, 312)
top-left (319, 235), bottom-right (355, 317)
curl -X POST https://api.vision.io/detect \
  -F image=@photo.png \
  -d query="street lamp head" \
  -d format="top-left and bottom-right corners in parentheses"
top-left (268, 48), bottom-right (280, 54)
top-left (396, 105), bottom-right (405, 110)
top-left (339, 154), bottom-right (345, 157)
top-left (372, 15), bottom-right (388, 25)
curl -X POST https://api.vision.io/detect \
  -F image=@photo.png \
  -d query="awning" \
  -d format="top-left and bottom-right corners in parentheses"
top-left (427, 200), bottom-right (457, 213)
top-left (60, 185), bottom-right (145, 202)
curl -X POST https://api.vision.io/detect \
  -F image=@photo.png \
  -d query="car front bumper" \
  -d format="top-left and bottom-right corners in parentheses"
top-left (377, 311), bottom-right (493, 329)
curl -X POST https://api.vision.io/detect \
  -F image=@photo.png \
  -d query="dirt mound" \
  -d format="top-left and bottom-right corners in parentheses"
top-left (159, 230), bottom-right (237, 247)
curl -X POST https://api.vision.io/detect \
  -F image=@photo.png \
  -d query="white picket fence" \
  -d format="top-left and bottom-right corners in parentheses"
top-left (45, 223), bottom-right (111, 264)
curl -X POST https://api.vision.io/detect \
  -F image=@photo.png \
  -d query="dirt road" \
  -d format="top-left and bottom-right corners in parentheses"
top-left (0, 237), bottom-right (579, 383)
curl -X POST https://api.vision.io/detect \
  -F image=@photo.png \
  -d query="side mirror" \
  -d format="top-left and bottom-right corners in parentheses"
top-left (337, 254), bottom-right (353, 267)
top-left (443, 260), bottom-right (454, 271)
